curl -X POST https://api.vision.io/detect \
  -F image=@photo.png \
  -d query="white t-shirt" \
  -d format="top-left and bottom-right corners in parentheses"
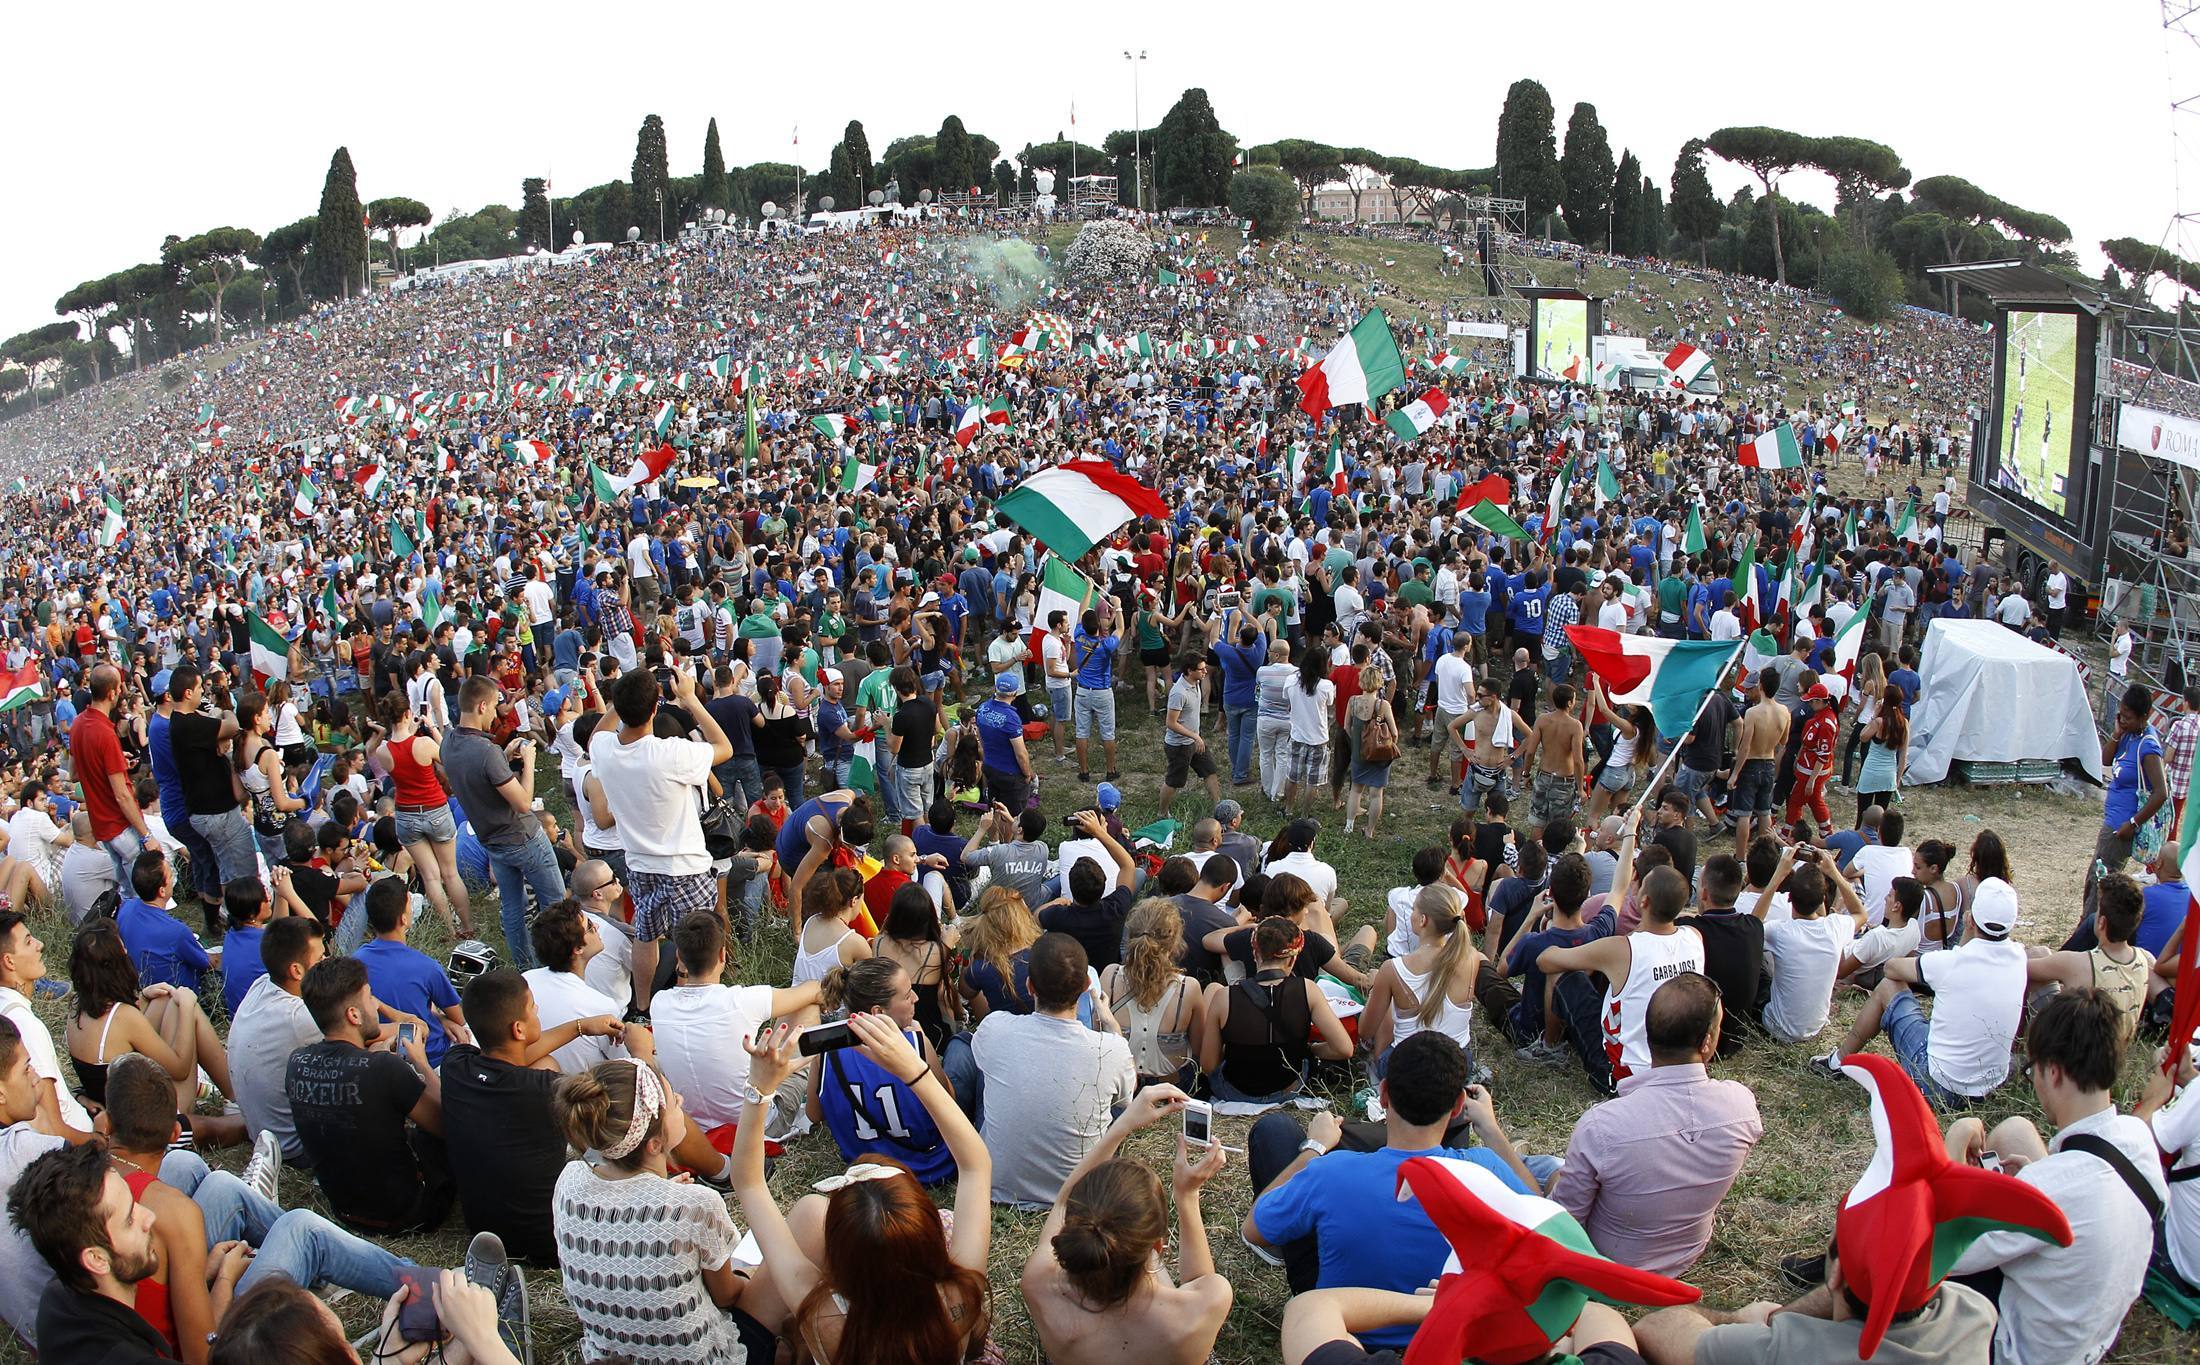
top-left (0, 988), bottom-right (91, 1134)
top-left (522, 968), bottom-right (630, 1075)
top-left (0, 1122), bottom-right (64, 1347)
top-left (1709, 609), bottom-right (1740, 642)
top-left (1054, 837), bottom-right (1121, 896)
top-left (1287, 678), bottom-right (1337, 745)
top-left (1432, 653), bottom-right (1473, 713)
top-left (1736, 888), bottom-right (1791, 924)
top-left (649, 981), bottom-right (777, 1130)
top-left (6, 809), bottom-right (63, 885)
top-left (1915, 936), bottom-right (2027, 1097)
top-left (1848, 844), bottom-right (1915, 926)
top-left (2045, 573), bottom-right (2068, 610)
top-left (1761, 914), bottom-right (1857, 1043)
top-left (522, 578), bottom-right (556, 626)
top-left (2151, 1074), bottom-right (2200, 1285)
top-left (1848, 919), bottom-right (1920, 972)
top-left (587, 730), bottom-right (713, 876)
top-left (1264, 849), bottom-right (1339, 905)
top-left (1041, 632), bottom-right (1071, 686)
top-left (583, 912), bottom-right (634, 1007)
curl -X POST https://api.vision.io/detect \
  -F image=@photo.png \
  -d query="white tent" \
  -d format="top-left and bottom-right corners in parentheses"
top-left (1907, 619), bottom-right (2103, 786)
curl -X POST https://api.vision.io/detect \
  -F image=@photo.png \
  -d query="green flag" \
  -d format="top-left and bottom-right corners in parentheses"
top-left (1683, 506), bottom-right (1706, 556)
top-left (1893, 497), bottom-right (1916, 540)
top-left (389, 517), bottom-right (414, 559)
top-left (741, 388), bottom-right (759, 468)
top-left (1595, 454), bottom-right (1620, 502)
top-left (1462, 500), bottom-right (1529, 540)
top-left (420, 586), bottom-right (443, 631)
top-left (588, 462), bottom-right (622, 503)
top-left (321, 579), bottom-right (341, 626)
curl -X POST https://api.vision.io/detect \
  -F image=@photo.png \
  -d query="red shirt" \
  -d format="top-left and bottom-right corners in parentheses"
top-left (863, 866), bottom-right (912, 928)
top-left (69, 705), bottom-right (130, 841)
top-left (1796, 704), bottom-right (1841, 779)
top-left (1329, 664), bottom-right (1363, 728)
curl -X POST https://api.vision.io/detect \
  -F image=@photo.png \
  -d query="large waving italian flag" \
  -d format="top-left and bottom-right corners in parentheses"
top-left (1737, 422), bottom-right (1802, 468)
top-left (995, 460), bottom-right (1166, 561)
top-left (1663, 342), bottom-right (1711, 389)
top-left (0, 664), bottom-right (44, 713)
top-left (1826, 600), bottom-right (1873, 694)
top-left (246, 611), bottom-right (291, 684)
top-left (1383, 387), bottom-right (1449, 442)
top-left (1296, 309), bottom-right (1407, 420)
top-left (954, 396), bottom-right (1010, 448)
top-left (591, 443), bottom-right (677, 501)
top-left (840, 454), bottom-right (881, 492)
top-left (1569, 627), bottom-right (1742, 734)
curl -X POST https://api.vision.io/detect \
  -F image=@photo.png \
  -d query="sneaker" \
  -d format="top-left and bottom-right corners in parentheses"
top-left (1778, 1251), bottom-right (1828, 1292)
top-left (242, 1130), bottom-right (282, 1205)
top-left (463, 1230), bottom-right (510, 1299)
top-left (1239, 1229), bottom-right (1286, 1269)
top-left (1078, 771), bottom-right (1093, 783)
top-left (1468, 1063), bottom-right (1494, 1088)
top-left (1806, 1051), bottom-right (1845, 1080)
top-left (1105, 771), bottom-right (1121, 782)
top-left (464, 1228), bottom-right (532, 1360)
top-left (1514, 1037), bottom-right (1567, 1066)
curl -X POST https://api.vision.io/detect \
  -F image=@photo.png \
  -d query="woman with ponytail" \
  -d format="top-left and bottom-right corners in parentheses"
top-left (806, 957), bottom-right (958, 1183)
top-left (1019, 1084), bottom-right (1233, 1365)
top-left (737, 1014), bottom-right (996, 1365)
top-left (1361, 883), bottom-right (1486, 1082)
top-left (550, 1058), bottom-right (779, 1363)
top-left (1097, 899), bottom-right (1204, 1090)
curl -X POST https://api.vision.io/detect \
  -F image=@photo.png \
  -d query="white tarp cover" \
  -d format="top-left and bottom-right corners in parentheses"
top-left (1908, 619), bottom-right (2103, 785)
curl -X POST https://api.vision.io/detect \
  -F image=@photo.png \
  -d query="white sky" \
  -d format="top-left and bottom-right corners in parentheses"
top-left (1, 0), bottom-right (2183, 342)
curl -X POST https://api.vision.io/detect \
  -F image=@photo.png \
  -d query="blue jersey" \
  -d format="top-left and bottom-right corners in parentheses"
top-left (817, 1028), bottom-right (955, 1183)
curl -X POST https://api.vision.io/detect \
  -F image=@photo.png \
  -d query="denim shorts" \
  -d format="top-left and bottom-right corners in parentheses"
top-left (394, 805), bottom-right (457, 846)
top-left (1884, 989), bottom-right (1983, 1112)
top-left (1672, 764), bottom-right (1714, 799)
top-left (1731, 758), bottom-right (1777, 817)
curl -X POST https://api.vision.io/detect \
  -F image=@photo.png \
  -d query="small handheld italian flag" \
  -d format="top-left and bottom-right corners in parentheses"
top-left (1383, 387), bottom-right (1449, 442)
top-left (353, 464), bottom-right (387, 500)
top-left (1824, 599), bottom-right (1874, 698)
top-left (650, 400), bottom-right (676, 438)
top-left (0, 664), bottom-right (44, 713)
top-left (954, 397), bottom-right (1010, 448)
top-left (1834, 1055), bottom-right (2070, 1359)
top-left (292, 476), bottom-right (320, 519)
top-left (1030, 556), bottom-right (1099, 662)
top-left (811, 414), bottom-right (852, 444)
top-left (1683, 506), bottom-right (1706, 556)
top-left (504, 438), bottom-right (554, 465)
top-left (97, 495), bottom-right (126, 548)
top-left (1538, 455), bottom-right (1574, 545)
top-left (1662, 342), bottom-right (1712, 389)
top-left (1736, 422), bottom-right (1802, 469)
top-left (840, 454), bottom-right (880, 492)
top-left (1390, 1157), bottom-right (1699, 1365)
top-left (246, 611), bottom-right (291, 685)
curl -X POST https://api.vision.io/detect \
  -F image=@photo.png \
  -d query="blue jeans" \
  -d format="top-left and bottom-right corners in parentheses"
top-left (160, 1150), bottom-right (412, 1298)
top-left (943, 1033), bottom-right (982, 1123)
top-left (190, 808), bottom-right (259, 885)
top-left (716, 755), bottom-right (763, 815)
top-left (1224, 704), bottom-right (1257, 784)
top-left (873, 756), bottom-right (903, 824)
top-left (1885, 989), bottom-right (1985, 1112)
top-left (1553, 971), bottom-right (1616, 1092)
top-left (482, 828), bottom-right (565, 970)
top-left (1544, 652), bottom-right (1574, 686)
top-left (102, 827), bottom-right (147, 887)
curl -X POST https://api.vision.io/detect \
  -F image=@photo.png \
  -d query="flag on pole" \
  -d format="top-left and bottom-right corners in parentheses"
top-left (1297, 309), bottom-right (1408, 421)
top-left (1736, 423), bottom-right (1803, 469)
top-left (811, 414), bottom-right (852, 443)
top-left (353, 464), bottom-right (387, 500)
top-left (321, 580), bottom-right (342, 626)
top-left (1683, 506), bottom-right (1706, 556)
top-left (1383, 387), bottom-right (1450, 442)
top-left (954, 397), bottom-right (1010, 448)
top-left (1734, 538), bottom-right (1763, 631)
top-left (0, 664), bottom-right (43, 713)
top-left (2164, 773), bottom-right (2200, 1076)
top-left (1539, 456), bottom-right (1574, 545)
top-left (1826, 601), bottom-right (1874, 696)
top-left (650, 400), bottom-right (676, 438)
top-left (389, 517), bottom-right (415, 559)
top-left (995, 461), bottom-right (1167, 561)
top-left (1031, 556), bottom-right (1099, 660)
top-left (1461, 500), bottom-right (1529, 539)
top-left (292, 476), bottom-right (320, 518)
top-left (503, 438), bottom-right (555, 464)
top-left (741, 388), bottom-right (760, 467)
top-left (1893, 498), bottom-right (1918, 541)
top-left (1594, 453), bottom-right (1621, 505)
top-left (1663, 343), bottom-right (1712, 389)
top-left (1568, 628), bottom-right (1743, 735)
top-left (246, 611), bottom-right (291, 684)
top-left (840, 454), bottom-right (881, 492)
top-left (420, 586), bottom-right (443, 632)
top-left (97, 495), bottom-right (126, 548)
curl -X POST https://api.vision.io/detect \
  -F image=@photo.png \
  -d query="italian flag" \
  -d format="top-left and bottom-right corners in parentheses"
top-left (1461, 500), bottom-right (1528, 540)
top-left (954, 397), bottom-right (1010, 448)
top-left (1825, 600), bottom-right (1873, 694)
top-left (504, 438), bottom-right (554, 464)
top-left (1594, 453), bottom-right (1621, 506)
top-left (246, 611), bottom-right (291, 684)
top-left (2166, 759), bottom-right (2200, 1076)
top-left (0, 664), bottom-right (43, 713)
top-left (1296, 309), bottom-right (1407, 421)
top-left (1031, 556), bottom-right (1099, 660)
top-left (1291, 432), bottom-right (1348, 498)
top-left (292, 476), bottom-right (320, 518)
top-left (1128, 332), bottom-right (1156, 359)
top-left (849, 730), bottom-right (878, 794)
top-left (1428, 351), bottom-right (1466, 375)
top-left (1383, 387), bottom-right (1449, 442)
top-left (811, 414), bottom-right (852, 443)
top-left (1571, 627), bottom-right (1744, 735)
top-left (650, 400), bottom-right (676, 438)
top-left (1663, 342), bottom-right (1712, 389)
top-left (1539, 455), bottom-right (1574, 545)
top-left (1824, 420), bottom-right (1848, 455)
top-left (97, 495), bottom-right (126, 548)
top-left (1893, 497), bottom-right (1918, 541)
top-left (840, 454), bottom-right (880, 492)
top-left (1683, 506), bottom-right (1706, 556)
top-left (1734, 537), bottom-right (1763, 630)
top-left (1737, 422), bottom-right (1802, 469)
top-left (591, 443), bottom-right (676, 501)
top-left (353, 464), bottom-right (387, 499)
top-left (995, 460), bottom-right (1167, 561)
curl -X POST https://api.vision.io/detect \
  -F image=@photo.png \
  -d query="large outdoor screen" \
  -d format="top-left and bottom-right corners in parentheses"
top-left (1990, 308), bottom-right (2083, 523)
top-left (1532, 297), bottom-right (1589, 383)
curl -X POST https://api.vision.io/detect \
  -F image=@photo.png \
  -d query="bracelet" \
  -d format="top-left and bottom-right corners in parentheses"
top-left (1299, 1138), bottom-right (1329, 1157)
top-left (898, 1067), bottom-right (929, 1086)
top-left (737, 1082), bottom-right (767, 1106)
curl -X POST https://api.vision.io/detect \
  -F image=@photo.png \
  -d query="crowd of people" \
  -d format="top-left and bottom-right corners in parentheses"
top-left (0, 209), bottom-right (2182, 1365)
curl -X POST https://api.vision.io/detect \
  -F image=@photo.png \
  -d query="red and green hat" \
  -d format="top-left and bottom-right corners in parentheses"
top-left (1837, 1054), bottom-right (2072, 1358)
top-left (1394, 1157), bottom-right (1699, 1365)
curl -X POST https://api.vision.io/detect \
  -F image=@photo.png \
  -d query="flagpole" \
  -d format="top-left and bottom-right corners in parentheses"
top-left (1622, 635), bottom-right (1752, 824)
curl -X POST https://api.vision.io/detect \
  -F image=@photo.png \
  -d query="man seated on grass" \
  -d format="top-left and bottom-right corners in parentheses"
top-left (523, 898), bottom-right (635, 1075)
top-left (0, 1017), bottom-right (69, 1348)
top-left (650, 910), bottom-right (821, 1150)
top-left (226, 918), bottom-right (324, 1167)
top-left (1551, 972), bottom-right (1762, 1276)
top-left (2024, 871), bottom-right (2152, 1049)
top-left (352, 878), bottom-right (469, 1069)
top-left (1758, 855), bottom-right (1870, 1046)
top-left (1811, 877), bottom-right (2026, 1110)
top-left (1244, 1032), bottom-right (1543, 1353)
top-left (0, 911), bottom-right (94, 1143)
top-left (114, 851), bottom-right (213, 993)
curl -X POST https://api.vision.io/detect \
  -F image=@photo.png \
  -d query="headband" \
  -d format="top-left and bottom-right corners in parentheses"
top-left (600, 1060), bottom-right (663, 1161)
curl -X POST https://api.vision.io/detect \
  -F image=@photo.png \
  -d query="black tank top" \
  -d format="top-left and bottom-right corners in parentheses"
top-left (1220, 970), bottom-right (1312, 1096)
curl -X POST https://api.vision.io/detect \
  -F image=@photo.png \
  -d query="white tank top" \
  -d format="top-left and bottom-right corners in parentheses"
top-left (1389, 960), bottom-right (1477, 1055)
top-left (1601, 927), bottom-right (1704, 1081)
top-left (793, 923), bottom-right (859, 988)
top-left (569, 760), bottom-right (622, 853)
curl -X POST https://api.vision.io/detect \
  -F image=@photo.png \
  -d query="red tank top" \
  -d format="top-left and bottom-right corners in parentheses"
top-left (120, 1169), bottom-right (176, 1351)
top-left (389, 732), bottom-right (446, 808)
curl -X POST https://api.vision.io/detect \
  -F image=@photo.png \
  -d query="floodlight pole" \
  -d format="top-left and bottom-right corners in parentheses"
top-left (1124, 50), bottom-right (1146, 213)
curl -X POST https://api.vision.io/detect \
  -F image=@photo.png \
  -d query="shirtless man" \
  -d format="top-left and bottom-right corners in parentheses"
top-left (1451, 677), bottom-right (1530, 815)
top-left (1727, 672), bottom-right (1791, 856)
top-left (1517, 683), bottom-right (1585, 833)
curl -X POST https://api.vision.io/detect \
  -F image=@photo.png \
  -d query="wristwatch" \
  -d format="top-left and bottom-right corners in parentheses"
top-left (1299, 1138), bottom-right (1330, 1158)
